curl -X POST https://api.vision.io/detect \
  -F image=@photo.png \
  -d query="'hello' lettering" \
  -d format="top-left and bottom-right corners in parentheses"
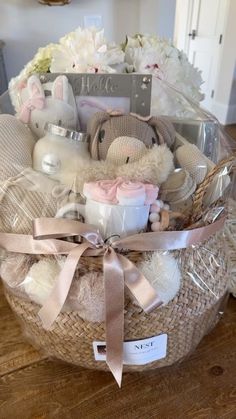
top-left (80, 75), bottom-right (116, 94)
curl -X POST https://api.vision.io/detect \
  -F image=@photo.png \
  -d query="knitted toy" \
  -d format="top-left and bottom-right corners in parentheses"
top-left (174, 143), bottom-right (231, 207)
top-left (58, 112), bottom-right (175, 192)
top-left (17, 75), bottom-right (78, 138)
top-left (88, 111), bottom-right (176, 163)
top-left (175, 144), bottom-right (208, 185)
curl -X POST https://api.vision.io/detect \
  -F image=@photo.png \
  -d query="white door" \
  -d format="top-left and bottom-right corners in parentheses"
top-left (174, 0), bottom-right (228, 111)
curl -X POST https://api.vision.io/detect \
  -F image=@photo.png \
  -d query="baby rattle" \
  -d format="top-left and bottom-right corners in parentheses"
top-left (149, 200), bottom-right (185, 231)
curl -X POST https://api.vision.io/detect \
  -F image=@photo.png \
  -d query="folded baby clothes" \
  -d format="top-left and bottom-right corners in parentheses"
top-left (83, 178), bottom-right (158, 206)
top-left (83, 178), bottom-right (123, 204)
top-left (116, 182), bottom-right (146, 205)
top-left (0, 168), bottom-right (59, 234)
top-left (175, 144), bottom-right (208, 185)
top-left (0, 114), bottom-right (35, 182)
top-left (82, 179), bottom-right (158, 238)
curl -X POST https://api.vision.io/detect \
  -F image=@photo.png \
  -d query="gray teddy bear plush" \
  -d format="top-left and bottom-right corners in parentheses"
top-left (87, 111), bottom-right (176, 164)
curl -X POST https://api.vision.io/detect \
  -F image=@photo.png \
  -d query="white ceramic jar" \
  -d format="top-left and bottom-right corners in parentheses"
top-left (33, 123), bottom-right (89, 178)
top-left (82, 199), bottom-right (150, 239)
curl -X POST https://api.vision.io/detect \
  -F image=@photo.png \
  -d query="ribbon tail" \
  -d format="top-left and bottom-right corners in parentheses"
top-left (103, 247), bottom-right (124, 387)
top-left (118, 254), bottom-right (163, 313)
top-left (38, 242), bottom-right (91, 330)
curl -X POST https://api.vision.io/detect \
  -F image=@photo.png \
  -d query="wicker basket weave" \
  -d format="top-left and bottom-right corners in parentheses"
top-left (4, 232), bottom-right (228, 372)
top-left (3, 155), bottom-right (235, 372)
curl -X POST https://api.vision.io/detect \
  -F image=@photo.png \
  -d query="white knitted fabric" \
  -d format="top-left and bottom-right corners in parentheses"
top-left (138, 252), bottom-right (181, 304)
top-left (23, 258), bottom-right (64, 306)
top-left (21, 256), bottom-right (106, 322)
top-left (0, 114), bottom-right (35, 181)
top-left (0, 169), bottom-right (58, 233)
top-left (0, 115), bottom-right (59, 233)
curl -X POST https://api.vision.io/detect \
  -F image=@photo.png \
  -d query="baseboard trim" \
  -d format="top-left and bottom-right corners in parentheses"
top-left (211, 101), bottom-right (236, 125)
top-left (226, 104), bottom-right (236, 125)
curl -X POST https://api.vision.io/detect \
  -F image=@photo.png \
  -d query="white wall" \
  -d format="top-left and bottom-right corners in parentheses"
top-left (0, 0), bottom-right (139, 81)
top-left (0, 0), bottom-right (176, 83)
top-left (139, 0), bottom-right (176, 39)
top-left (211, 0), bottom-right (236, 124)
top-left (155, 0), bottom-right (176, 39)
top-left (113, 0), bottom-right (139, 43)
top-left (229, 65), bottom-right (236, 106)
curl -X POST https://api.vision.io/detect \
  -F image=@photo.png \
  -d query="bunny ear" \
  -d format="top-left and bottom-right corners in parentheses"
top-left (148, 116), bottom-right (176, 147)
top-left (27, 75), bottom-right (45, 99)
top-left (52, 75), bottom-right (69, 102)
top-left (87, 112), bottom-right (111, 160)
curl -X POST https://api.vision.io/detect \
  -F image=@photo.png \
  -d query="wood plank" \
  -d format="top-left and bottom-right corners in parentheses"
top-left (225, 125), bottom-right (236, 141)
top-left (0, 295), bottom-right (235, 419)
top-left (0, 283), bottom-right (46, 376)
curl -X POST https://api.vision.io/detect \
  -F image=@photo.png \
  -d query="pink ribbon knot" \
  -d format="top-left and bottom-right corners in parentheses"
top-left (19, 96), bottom-right (45, 124)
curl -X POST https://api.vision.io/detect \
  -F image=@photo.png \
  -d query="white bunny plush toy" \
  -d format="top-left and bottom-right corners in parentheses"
top-left (18, 74), bottom-right (78, 137)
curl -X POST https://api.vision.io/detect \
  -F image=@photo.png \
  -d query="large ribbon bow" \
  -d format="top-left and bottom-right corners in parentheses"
top-left (0, 216), bottom-right (226, 386)
top-left (33, 218), bottom-right (163, 387)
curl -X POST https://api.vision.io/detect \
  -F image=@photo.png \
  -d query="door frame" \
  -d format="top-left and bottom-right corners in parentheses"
top-left (173, 0), bottom-right (231, 119)
top-left (173, 0), bottom-right (229, 54)
top-left (173, 0), bottom-right (194, 53)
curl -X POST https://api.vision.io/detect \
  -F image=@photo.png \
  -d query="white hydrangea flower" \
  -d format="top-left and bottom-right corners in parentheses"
top-left (124, 34), bottom-right (204, 116)
top-left (8, 29), bottom-right (203, 118)
top-left (50, 27), bottom-right (124, 74)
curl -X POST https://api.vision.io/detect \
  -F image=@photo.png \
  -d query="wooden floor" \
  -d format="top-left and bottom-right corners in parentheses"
top-left (0, 125), bottom-right (236, 419)
top-left (225, 124), bottom-right (236, 140)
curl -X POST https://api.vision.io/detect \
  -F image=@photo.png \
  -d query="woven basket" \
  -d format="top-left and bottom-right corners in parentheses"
top-left (225, 198), bottom-right (236, 296)
top-left (3, 155), bottom-right (235, 372)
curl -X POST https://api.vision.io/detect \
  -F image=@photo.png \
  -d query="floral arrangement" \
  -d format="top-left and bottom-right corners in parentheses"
top-left (9, 27), bottom-right (203, 116)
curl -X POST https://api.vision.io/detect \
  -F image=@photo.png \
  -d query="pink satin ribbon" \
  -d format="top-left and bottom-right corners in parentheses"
top-left (19, 96), bottom-right (45, 124)
top-left (0, 216), bottom-right (226, 386)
